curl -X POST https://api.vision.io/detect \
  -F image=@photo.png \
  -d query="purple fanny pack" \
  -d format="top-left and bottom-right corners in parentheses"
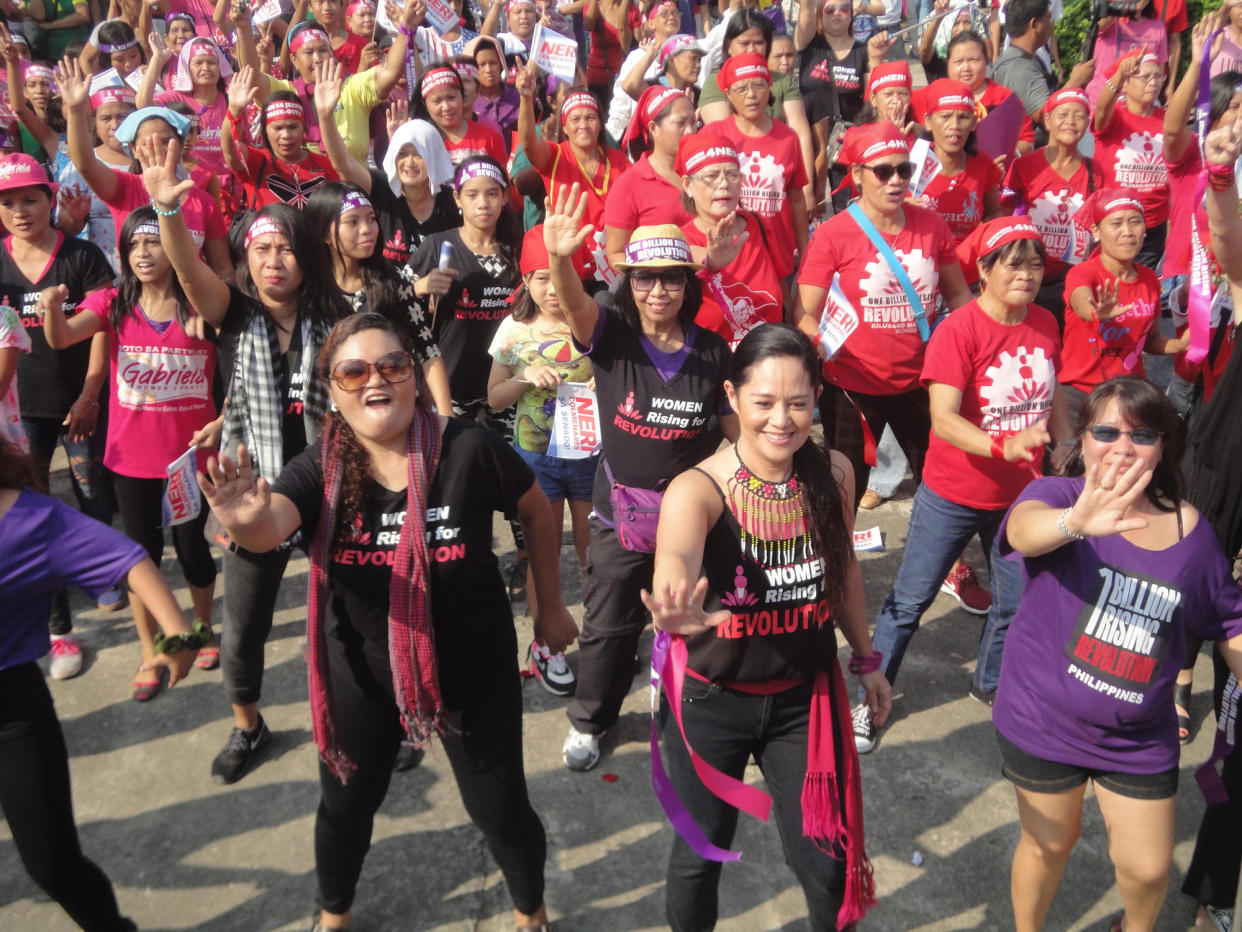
top-left (603, 459), bottom-right (665, 553)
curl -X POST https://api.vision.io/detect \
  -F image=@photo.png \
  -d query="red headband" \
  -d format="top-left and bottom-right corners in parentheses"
top-left (839, 122), bottom-right (909, 167)
top-left (1043, 87), bottom-right (1089, 115)
top-left (866, 61), bottom-right (911, 98)
top-left (717, 52), bottom-right (771, 91)
top-left (560, 92), bottom-right (599, 122)
top-left (289, 25), bottom-right (330, 54)
top-left (923, 78), bottom-right (974, 114)
top-left (675, 135), bottom-right (739, 176)
top-left (266, 98), bottom-right (305, 123)
top-left (1074, 188), bottom-right (1146, 229)
top-left (245, 215), bottom-right (285, 248)
top-left (620, 84), bottom-right (686, 153)
top-left (420, 67), bottom-right (459, 98)
top-left (90, 85), bottom-right (136, 109)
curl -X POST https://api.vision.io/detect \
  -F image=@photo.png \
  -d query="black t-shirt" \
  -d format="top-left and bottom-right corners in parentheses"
top-left (3, 235), bottom-right (115, 419)
top-left (368, 169), bottom-right (461, 266)
top-left (923, 52), bottom-right (949, 82)
top-left (342, 262), bottom-right (440, 365)
top-left (579, 308), bottom-right (731, 518)
top-left (273, 418), bottom-right (534, 705)
top-left (798, 36), bottom-right (869, 127)
top-left (408, 229), bottom-right (518, 405)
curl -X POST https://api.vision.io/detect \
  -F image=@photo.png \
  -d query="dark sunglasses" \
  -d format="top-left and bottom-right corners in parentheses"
top-left (630, 268), bottom-right (687, 291)
top-left (861, 161), bottom-right (915, 183)
top-left (1086, 425), bottom-right (1162, 445)
top-left (331, 351), bottom-right (416, 391)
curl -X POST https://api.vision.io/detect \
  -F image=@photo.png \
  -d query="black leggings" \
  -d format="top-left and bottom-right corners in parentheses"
top-left (316, 658), bottom-right (546, 915)
top-left (220, 545), bottom-right (293, 707)
top-left (0, 662), bottom-right (135, 931)
top-left (110, 473), bottom-right (216, 590)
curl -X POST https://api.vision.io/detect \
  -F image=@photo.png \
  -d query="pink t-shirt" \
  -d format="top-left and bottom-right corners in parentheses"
top-left (1085, 17), bottom-right (1169, 107)
top-left (0, 300), bottom-right (30, 452)
top-left (101, 169), bottom-right (227, 252)
top-left (1163, 142), bottom-right (1205, 279)
top-left (156, 90), bottom-right (229, 179)
top-left (1061, 253), bottom-right (1160, 391)
top-left (80, 288), bottom-right (217, 479)
top-left (798, 204), bottom-right (958, 396)
top-left (1094, 105), bottom-right (1171, 226)
top-left (920, 299), bottom-right (1062, 510)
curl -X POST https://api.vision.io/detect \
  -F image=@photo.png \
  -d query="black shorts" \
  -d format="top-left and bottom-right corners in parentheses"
top-left (996, 731), bottom-right (1178, 801)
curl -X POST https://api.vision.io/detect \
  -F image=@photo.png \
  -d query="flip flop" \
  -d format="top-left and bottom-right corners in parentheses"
top-left (196, 641), bottom-right (220, 671)
top-left (1109, 912), bottom-right (1125, 932)
top-left (132, 667), bottom-right (166, 702)
top-left (1175, 682), bottom-right (1192, 744)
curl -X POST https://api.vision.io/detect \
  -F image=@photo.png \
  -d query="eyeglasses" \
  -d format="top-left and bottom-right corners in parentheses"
top-left (331, 351), bottom-right (416, 391)
top-left (1086, 425), bottom-right (1162, 445)
top-left (726, 80), bottom-right (770, 98)
top-left (860, 161), bottom-right (915, 183)
top-left (1130, 71), bottom-right (1163, 85)
top-left (630, 269), bottom-right (687, 291)
top-left (824, 4), bottom-right (851, 11)
top-left (692, 168), bottom-right (742, 187)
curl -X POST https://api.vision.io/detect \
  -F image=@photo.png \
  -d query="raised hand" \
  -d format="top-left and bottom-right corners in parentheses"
top-left (149, 28), bottom-right (171, 67)
top-left (58, 184), bottom-right (92, 228)
top-left (197, 444), bottom-right (274, 530)
top-left (1089, 278), bottom-right (1123, 320)
top-left (1205, 107), bottom-right (1242, 169)
top-left (386, 95), bottom-right (409, 136)
top-left (228, 63), bottom-right (260, 114)
top-left (230, 0), bottom-right (254, 29)
top-left (704, 211), bottom-right (748, 271)
top-left (313, 56), bottom-right (344, 116)
top-left (514, 57), bottom-right (537, 98)
top-left (136, 134), bottom-right (195, 210)
top-left (55, 55), bottom-right (90, 111)
top-left (640, 577), bottom-right (731, 636)
top-left (1064, 457), bottom-right (1154, 539)
top-left (403, 0), bottom-right (426, 28)
top-left (868, 30), bottom-right (895, 61)
top-left (542, 183), bottom-right (594, 258)
top-left (1001, 418), bottom-right (1052, 463)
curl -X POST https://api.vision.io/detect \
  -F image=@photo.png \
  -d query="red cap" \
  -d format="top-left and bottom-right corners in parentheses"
top-left (675, 134), bottom-right (740, 176)
top-left (620, 84), bottom-right (688, 154)
top-left (1043, 87), bottom-right (1090, 115)
top-left (520, 224), bottom-right (550, 275)
top-left (866, 61), bottom-right (911, 98)
top-left (1073, 188), bottom-right (1145, 230)
top-left (923, 79), bottom-right (975, 114)
top-left (0, 154), bottom-right (57, 195)
top-left (839, 121), bottom-right (910, 167)
top-left (1104, 48), bottom-right (1164, 81)
top-left (717, 52), bottom-right (771, 91)
top-left (956, 216), bottom-right (1042, 272)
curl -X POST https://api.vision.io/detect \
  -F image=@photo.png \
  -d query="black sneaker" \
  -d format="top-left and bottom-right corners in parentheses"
top-left (393, 744), bottom-right (425, 772)
top-left (852, 703), bottom-right (878, 754)
top-left (527, 640), bottom-right (576, 697)
top-left (211, 716), bottom-right (271, 784)
top-left (968, 684), bottom-right (996, 707)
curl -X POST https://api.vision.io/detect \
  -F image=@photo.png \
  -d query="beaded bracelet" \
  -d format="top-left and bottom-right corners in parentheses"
top-left (848, 651), bottom-right (883, 676)
top-left (153, 618), bottom-right (211, 656)
top-left (1057, 507), bottom-right (1086, 542)
top-left (151, 200), bottom-right (182, 217)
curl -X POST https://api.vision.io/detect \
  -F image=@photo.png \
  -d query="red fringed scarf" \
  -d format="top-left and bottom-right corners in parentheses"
top-left (307, 408), bottom-right (444, 782)
top-left (801, 660), bottom-right (878, 928)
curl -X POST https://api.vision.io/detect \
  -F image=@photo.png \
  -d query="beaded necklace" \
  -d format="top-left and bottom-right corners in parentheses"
top-left (726, 444), bottom-right (812, 567)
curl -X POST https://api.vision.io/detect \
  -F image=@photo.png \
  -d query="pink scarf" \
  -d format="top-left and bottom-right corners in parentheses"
top-left (307, 408), bottom-right (444, 782)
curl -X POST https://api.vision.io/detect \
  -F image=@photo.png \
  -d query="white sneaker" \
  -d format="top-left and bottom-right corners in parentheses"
top-left (852, 703), bottom-right (878, 754)
top-left (562, 725), bottom-right (601, 771)
top-left (49, 634), bottom-right (84, 680)
top-left (528, 641), bottom-right (576, 697)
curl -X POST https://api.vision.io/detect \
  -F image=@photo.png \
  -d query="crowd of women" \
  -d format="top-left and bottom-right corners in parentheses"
top-left (3, 0), bottom-right (1242, 927)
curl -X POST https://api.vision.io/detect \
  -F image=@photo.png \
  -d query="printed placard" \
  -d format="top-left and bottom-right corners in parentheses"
top-left (1063, 221), bottom-right (1091, 265)
top-left (530, 23), bottom-right (578, 82)
top-left (908, 138), bottom-right (941, 199)
top-left (818, 273), bottom-right (859, 360)
top-left (162, 447), bottom-right (201, 527)
top-left (253, 0), bottom-right (290, 25)
top-left (852, 527), bottom-right (883, 552)
top-left (548, 382), bottom-right (600, 460)
top-left (423, 0), bottom-right (459, 34)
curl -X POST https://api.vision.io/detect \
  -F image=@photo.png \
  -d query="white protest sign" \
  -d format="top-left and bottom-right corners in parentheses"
top-left (423, 0), bottom-right (459, 34)
top-left (818, 274), bottom-right (859, 361)
top-left (529, 23), bottom-right (577, 82)
top-left (162, 447), bottom-right (201, 527)
top-left (548, 382), bottom-right (600, 460)
top-left (908, 137), bottom-right (942, 199)
top-left (253, 0), bottom-right (290, 25)
top-left (852, 527), bottom-right (883, 552)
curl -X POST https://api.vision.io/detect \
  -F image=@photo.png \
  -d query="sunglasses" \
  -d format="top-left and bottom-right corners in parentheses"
top-left (824, 3), bottom-right (851, 11)
top-left (630, 268), bottom-right (687, 291)
top-left (331, 351), bottom-right (416, 391)
top-left (1086, 425), bottom-right (1162, 445)
top-left (860, 161), bottom-right (915, 182)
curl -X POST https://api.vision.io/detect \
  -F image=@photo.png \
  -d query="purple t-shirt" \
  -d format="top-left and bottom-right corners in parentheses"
top-left (994, 476), bottom-right (1242, 774)
top-left (0, 489), bottom-right (146, 670)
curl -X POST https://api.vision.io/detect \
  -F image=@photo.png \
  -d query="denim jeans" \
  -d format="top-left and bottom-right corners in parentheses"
top-left (871, 483), bottom-right (1023, 695)
top-left (659, 677), bottom-right (848, 931)
top-left (867, 426), bottom-right (907, 498)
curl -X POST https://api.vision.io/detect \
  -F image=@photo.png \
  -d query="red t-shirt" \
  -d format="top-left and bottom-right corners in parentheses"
top-left (1061, 253), bottom-right (1160, 390)
top-left (682, 214), bottom-right (783, 349)
top-left (1093, 105), bottom-right (1171, 226)
top-left (798, 204), bottom-right (958, 396)
top-left (702, 116), bottom-right (809, 278)
top-left (602, 153), bottom-right (691, 232)
top-left (102, 169), bottom-right (227, 251)
top-left (1003, 150), bottom-right (1101, 275)
top-left (1163, 142), bottom-right (1205, 279)
top-left (921, 299), bottom-right (1062, 510)
top-left (539, 140), bottom-right (630, 284)
top-left (333, 33), bottom-right (370, 75)
top-left (1153, 0), bottom-right (1188, 33)
top-left (911, 152), bottom-right (1001, 244)
top-left (443, 121), bottom-right (508, 168)
top-left (586, 6), bottom-right (642, 88)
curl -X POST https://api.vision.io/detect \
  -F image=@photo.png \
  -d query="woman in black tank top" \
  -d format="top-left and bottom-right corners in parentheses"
top-left (641, 324), bottom-right (891, 932)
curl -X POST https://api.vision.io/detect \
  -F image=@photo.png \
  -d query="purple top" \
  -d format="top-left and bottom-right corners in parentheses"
top-left (579, 308), bottom-right (697, 384)
top-left (472, 86), bottom-right (520, 143)
top-left (0, 489), bottom-right (146, 670)
top-left (994, 476), bottom-right (1242, 774)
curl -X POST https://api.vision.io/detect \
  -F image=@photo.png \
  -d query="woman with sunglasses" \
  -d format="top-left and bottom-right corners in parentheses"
top-left (1093, 50), bottom-right (1171, 271)
top-left (852, 217), bottom-right (1071, 753)
top-left (198, 312), bottom-right (577, 932)
top-left (996, 376), bottom-right (1242, 932)
top-left (676, 135), bottom-right (782, 348)
top-left (795, 0), bottom-right (885, 130)
top-left (140, 135), bottom-right (353, 784)
top-left (543, 185), bottom-right (738, 772)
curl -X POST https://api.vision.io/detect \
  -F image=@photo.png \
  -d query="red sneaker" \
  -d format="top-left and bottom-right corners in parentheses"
top-left (941, 563), bottom-right (991, 615)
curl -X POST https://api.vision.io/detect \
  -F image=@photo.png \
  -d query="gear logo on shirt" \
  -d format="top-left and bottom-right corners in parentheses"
top-left (1115, 132), bottom-right (1168, 191)
top-left (979, 347), bottom-right (1055, 433)
top-left (1029, 189), bottom-right (1083, 259)
top-left (739, 152), bottom-right (786, 217)
top-left (857, 249), bottom-right (935, 332)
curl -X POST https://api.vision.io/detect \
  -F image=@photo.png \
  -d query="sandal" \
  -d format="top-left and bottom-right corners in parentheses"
top-left (1109, 911), bottom-right (1125, 932)
top-left (132, 667), bottom-right (166, 702)
top-left (195, 630), bottom-right (220, 671)
top-left (1175, 681), bottom-right (1192, 745)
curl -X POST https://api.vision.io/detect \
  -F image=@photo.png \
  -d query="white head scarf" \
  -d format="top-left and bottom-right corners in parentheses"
top-left (172, 36), bottom-right (233, 93)
top-left (383, 119), bottom-right (454, 196)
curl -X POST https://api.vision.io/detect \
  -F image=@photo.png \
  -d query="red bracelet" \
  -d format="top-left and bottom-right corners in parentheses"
top-left (990, 437), bottom-right (1006, 460)
top-left (847, 651), bottom-right (883, 676)
top-left (1208, 169), bottom-right (1236, 192)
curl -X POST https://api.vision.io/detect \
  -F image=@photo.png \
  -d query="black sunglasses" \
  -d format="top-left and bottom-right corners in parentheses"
top-left (1086, 425), bottom-right (1162, 446)
top-left (861, 161), bottom-right (915, 183)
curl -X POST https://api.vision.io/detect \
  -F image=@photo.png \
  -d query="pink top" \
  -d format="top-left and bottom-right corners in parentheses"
top-left (156, 89), bottom-right (229, 179)
top-left (101, 169), bottom-right (228, 252)
top-left (1085, 17), bottom-right (1168, 107)
top-left (80, 288), bottom-right (218, 478)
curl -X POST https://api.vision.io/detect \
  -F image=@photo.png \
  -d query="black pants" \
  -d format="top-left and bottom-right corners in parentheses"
top-left (659, 677), bottom-right (848, 931)
top-left (820, 383), bottom-right (931, 513)
top-left (0, 662), bottom-right (135, 931)
top-left (1137, 221), bottom-right (1167, 276)
top-left (315, 658), bottom-right (546, 915)
top-left (220, 545), bottom-right (293, 707)
top-left (566, 515), bottom-right (655, 735)
top-left (110, 473), bottom-right (216, 590)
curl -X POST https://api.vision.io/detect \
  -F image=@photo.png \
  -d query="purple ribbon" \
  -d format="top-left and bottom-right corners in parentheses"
top-left (1195, 672), bottom-right (1241, 806)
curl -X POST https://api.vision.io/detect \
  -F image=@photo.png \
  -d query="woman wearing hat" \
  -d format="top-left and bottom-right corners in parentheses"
top-left (677, 135), bottom-right (782, 348)
top-left (602, 85), bottom-right (695, 270)
top-left (414, 65), bottom-right (507, 167)
top-left (544, 185), bottom-right (738, 772)
top-left (1003, 87), bottom-right (1102, 326)
top-left (855, 217), bottom-right (1072, 752)
top-left (1093, 49), bottom-right (1171, 271)
top-left (609, 15), bottom-right (701, 143)
top-left (517, 62), bottom-right (629, 291)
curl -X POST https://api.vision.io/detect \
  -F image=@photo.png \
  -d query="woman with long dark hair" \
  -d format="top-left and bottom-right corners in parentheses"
top-left (198, 311), bottom-right (577, 932)
top-left (642, 322), bottom-right (888, 931)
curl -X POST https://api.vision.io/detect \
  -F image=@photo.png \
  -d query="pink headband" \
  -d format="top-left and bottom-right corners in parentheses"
top-left (420, 67), bottom-right (459, 98)
top-left (186, 38), bottom-right (218, 59)
top-left (340, 190), bottom-right (372, 214)
top-left (506, 0), bottom-right (535, 12)
top-left (454, 159), bottom-right (507, 190)
top-left (560, 92), bottom-right (599, 122)
top-left (245, 215), bottom-right (285, 248)
top-left (265, 98), bottom-right (305, 123)
top-left (24, 64), bottom-right (54, 83)
top-left (289, 26), bottom-right (330, 54)
top-left (90, 85), bottom-right (136, 109)
top-left (455, 61), bottom-right (478, 79)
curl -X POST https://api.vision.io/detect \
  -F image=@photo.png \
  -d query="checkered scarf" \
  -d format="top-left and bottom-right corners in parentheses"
top-left (307, 407), bottom-right (445, 782)
top-left (222, 311), bottom-right (330, 483)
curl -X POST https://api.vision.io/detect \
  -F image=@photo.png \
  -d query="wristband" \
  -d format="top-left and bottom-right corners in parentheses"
top-left (398, 23), bottom-right (415, 38)
top-left (848, 650), bottom-right (883, 676)
top-left (1208, 162), bottom-right (1236, 192)
top-left (153, 618), bottom-right (211, 655)
top-left (151, 199), bottom-right (182, 217)
top-left (989, 437), bottom-right (1006, 460)
top-left (1057, 506), bottom-right (1087, 542)
top-left (1105, 78), bottom-right (1120, 96)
